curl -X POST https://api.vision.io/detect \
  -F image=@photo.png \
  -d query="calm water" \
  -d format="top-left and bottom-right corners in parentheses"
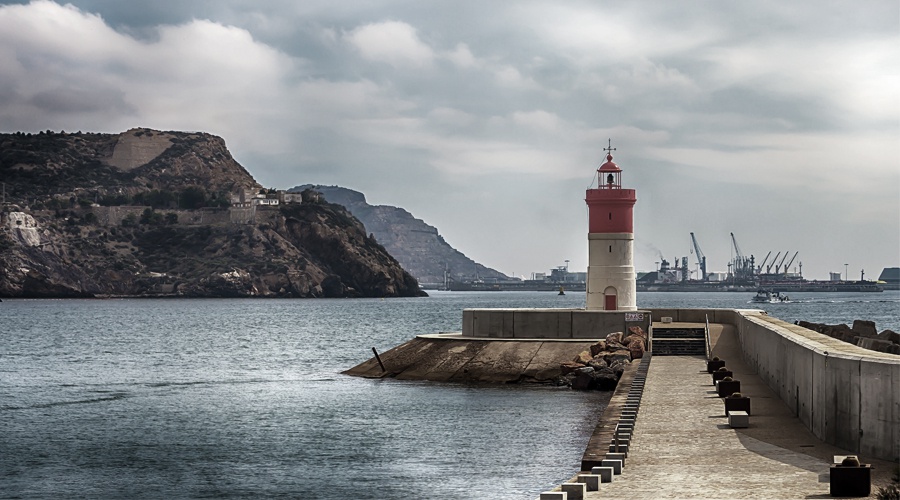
top-left (1, 290), bottom-right (897, 498)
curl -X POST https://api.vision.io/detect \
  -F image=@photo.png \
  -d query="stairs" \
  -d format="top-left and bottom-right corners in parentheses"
top-left (651, 327), bottom-right (706, 355)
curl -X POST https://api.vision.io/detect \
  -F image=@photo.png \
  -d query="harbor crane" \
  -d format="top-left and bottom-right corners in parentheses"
top-left (729, 233), bottom-right (755, 280)
top-left (784, 251), bottom-right (799, 275)
top-left (690, 232), bottom-right (707, 281)
top-left (757, 251), bottom-right (772, 274)
top-left (766, 251), bottom-right (782, 274)
top-left (775, 251), bottom-right (790, 275)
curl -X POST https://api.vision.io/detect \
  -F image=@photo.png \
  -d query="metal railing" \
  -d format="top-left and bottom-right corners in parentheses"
top-left (704, 314), bottom-right (712, 360)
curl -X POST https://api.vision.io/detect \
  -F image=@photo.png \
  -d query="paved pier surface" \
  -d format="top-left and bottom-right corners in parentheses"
top-left (575, 324), bottom-right (897, 499)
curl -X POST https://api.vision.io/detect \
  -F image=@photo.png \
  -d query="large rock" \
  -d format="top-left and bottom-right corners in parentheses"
top-left (571, 369), bottom-right (595, 390)
top-left (878, 330), bottom-right (899, 344)
top-left (856, 338), bottom-right (895, 353)
top-left (623, 325), bottom-right (647, 344)
top-left (574, 350), bottom-right (594, 365)
top-left (604, 348), bottom-right (632, 366)
top-left (560, 361), bottom-right (586, 375)
top-left (606, 332), bottom-right (624, 345)
top-left (591, 367), bottom-right (619, 390)
top-left (587, 358), bottom-right (608, 370)
top-left (589, 340), bottom-right (607, 357)
top-left (627, 337), bottom-right (645, 359)
top-left (852, 320), bottom-right (878, 338)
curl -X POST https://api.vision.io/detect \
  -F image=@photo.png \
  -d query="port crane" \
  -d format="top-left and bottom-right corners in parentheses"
top-left (689, 232), bottom-right (707, 281)
top-left (765, 251), bottom-right (782, 274)
top-left (729, 233), bottom-right (755, 280)
top-left (783, 251), bottom-right (799, 275)
top-left (757, 251), bottom-right (772, 274)
top-left (774, 251), bottom-right (789, 275)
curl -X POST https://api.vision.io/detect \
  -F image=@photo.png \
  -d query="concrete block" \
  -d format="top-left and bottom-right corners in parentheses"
top-left (729, 410), bottom-right (749, 428)
top-left (561, 482), bottom-right (586, 500)
top-left (601, 458), bottom-right (622, 474)
top-left (607, 452), bottom-right (626, 466)
top-left (614, 429), bottom-right (632, 440)
top-left (590, 466), bottom-right (614, 482)
top-left (608, 443), bottom-right (628, 456)
top-left (539, 492), bottom-right (567, 500)
top-left (575, 474), bottom-right (601, 491)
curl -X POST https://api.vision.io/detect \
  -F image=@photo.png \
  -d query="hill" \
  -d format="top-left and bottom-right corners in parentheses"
top-left (290, 185), bottom-right (509, 286)
top-left (0, 129), bottom-right (423, 298)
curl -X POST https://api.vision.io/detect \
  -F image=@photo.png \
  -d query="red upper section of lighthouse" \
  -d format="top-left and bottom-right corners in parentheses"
top-left (585, 148), bottom-right (636, 234)
top-left (598, 154), bottom-right (621, 173)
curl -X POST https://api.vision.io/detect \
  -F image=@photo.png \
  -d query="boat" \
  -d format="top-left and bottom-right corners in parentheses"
top-left (752, 289), bottom-right (790, 303)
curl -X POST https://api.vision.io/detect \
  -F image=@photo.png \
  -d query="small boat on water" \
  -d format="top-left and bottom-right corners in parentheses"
top-left (752, 289), bottom-right (790, 303)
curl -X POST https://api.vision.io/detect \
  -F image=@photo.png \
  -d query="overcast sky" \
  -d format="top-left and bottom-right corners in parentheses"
top-left (1, 0), bottom-right (897, 280)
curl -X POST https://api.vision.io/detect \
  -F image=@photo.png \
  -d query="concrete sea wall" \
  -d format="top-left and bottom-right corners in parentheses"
top-left (734, 311), bottom-right (899, 462)
top-left (462, 308), bottom-right (651, 339)
top-left (651, 307), bottom-right (898, 461)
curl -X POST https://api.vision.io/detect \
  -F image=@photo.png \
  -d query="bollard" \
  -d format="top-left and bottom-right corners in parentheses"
top-left (575, 474), bottom-right (601, 491)
top-left (608, 443), bottom-right (629, 456)
top-left (607, 452), bottom-right (626, 466)
top-left (601, 458), bottom-right (623, 475)
top-left (539, 492), bottom-right (567, 500)
top-left (590, 466), bottom-right (615, 483)
top-left (561, 482), bottom-right (586, 500)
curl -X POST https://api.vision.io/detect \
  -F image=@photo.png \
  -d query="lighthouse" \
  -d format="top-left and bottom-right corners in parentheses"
top-left (585, 141), bottom-right (637, 311)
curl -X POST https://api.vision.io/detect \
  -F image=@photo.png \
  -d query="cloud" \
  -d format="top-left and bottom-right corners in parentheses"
top-left (0, 0), bottom-right (896, 280)
top-left (344, 20), bottom-right (434, 68)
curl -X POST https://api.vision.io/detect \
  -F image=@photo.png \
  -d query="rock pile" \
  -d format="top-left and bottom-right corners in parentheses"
top-left (558, 326), bottom-right (648, 390)
top-left (796, 319), bottom-right (900, 355)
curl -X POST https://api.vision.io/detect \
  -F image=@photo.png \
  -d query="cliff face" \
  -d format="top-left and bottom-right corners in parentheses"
top-left (0, 129), bottom-right (424, 298)
top-left (1, 128), bottom-right (259, 202)
top-left (291, 185), bottom-right (509, 285)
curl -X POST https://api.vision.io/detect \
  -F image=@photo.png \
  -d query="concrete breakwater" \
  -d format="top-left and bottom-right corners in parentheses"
top-left (346, 307), bottom-right (899, 463)
top-left (343, 326), bottom-right (647, 389)
top-left (343, 334), bottom-right (602, 384)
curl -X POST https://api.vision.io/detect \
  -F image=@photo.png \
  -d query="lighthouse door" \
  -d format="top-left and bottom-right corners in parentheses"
top-left (603, 287), bottom-right (617, 311)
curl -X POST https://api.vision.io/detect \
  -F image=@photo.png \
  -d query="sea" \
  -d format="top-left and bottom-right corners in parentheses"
top-left (1, 290), bottom-right (897, 499)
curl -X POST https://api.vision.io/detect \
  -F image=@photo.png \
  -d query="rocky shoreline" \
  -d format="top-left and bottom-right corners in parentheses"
top-left (557, 326), bottom-right (648, 390)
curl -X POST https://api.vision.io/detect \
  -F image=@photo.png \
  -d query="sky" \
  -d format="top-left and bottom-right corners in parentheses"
top-left (1, 0), bottom-right (897, 281)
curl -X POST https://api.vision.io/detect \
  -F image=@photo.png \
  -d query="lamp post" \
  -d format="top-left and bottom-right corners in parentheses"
top-left (844, 263), bottom-right (848, 282)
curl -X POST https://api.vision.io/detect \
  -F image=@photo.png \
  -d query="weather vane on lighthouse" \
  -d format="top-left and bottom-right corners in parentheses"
top-left (603, 138), bottom-right (616, 157)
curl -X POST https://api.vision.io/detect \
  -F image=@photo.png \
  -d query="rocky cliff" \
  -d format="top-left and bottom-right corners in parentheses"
top-left (0, 129), bottom-right (424, 298)
top-left (291, 185), bottom-right (508, 285)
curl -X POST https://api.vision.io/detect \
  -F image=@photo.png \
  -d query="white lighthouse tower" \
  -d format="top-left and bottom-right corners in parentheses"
top-left (585, 141), bottom-right (637, 311)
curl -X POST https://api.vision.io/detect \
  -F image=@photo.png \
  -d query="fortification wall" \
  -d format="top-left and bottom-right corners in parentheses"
top-left (734, 311), bottom-right (899, 462)
top-left (88, 206), bottom-right (245, 226)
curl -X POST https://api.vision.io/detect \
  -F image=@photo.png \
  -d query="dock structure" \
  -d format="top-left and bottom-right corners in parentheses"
top-left (552, 320), bottom-right (899, 499)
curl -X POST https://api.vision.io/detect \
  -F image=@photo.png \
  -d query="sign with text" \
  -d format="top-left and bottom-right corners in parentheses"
top-left (625, 312), bottom-right (645, 322)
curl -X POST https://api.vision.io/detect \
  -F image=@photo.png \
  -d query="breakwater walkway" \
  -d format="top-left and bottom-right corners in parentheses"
top-left (562, 324), bottom-right (897, 499)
